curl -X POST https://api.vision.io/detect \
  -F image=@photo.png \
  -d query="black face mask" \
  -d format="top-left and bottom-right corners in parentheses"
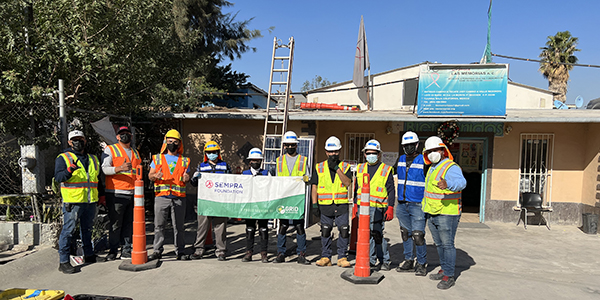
top-left (403, 143), bottom-right (418, 155)
top-left (72, 140), bottom-right (85, 152)
top-left (119, 133), bottom-right (132, 144)
top-left (250, 162), bottom-right (261, 170)
top-left (167, 143), bottom-right (179, 152)
top-left (286, 147), bottom-right (296, 155)
top-left (327, 154), bottom-right (340, 166)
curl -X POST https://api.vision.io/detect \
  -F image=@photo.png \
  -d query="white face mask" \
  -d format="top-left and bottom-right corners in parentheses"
top-left (427, 151), bottom-right (442, 163)
top-left (366, 154), bottom-right (378, 164)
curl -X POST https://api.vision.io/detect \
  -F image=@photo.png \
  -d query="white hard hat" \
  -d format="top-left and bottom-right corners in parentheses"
top-left (282, 131), bottom-right (299, 144)
top-left (247, 148), bottom-right (263, 160)
top-left (401, 131), bottom-right (419, 145)
top-left (363, 139), bottom-right (381, 152)
top-left (424, 136), bottom-right (445, 151)
top-left (68, 130), bottom-right (85, 140)
top-left (324, 136), bottom-right (342, 151)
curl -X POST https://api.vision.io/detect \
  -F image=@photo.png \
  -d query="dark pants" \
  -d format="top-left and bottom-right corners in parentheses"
top-left (320, 212), bottom-right (349, 259)
top-left (106, 193), bottom-right (134, 255)
top-left (245, 219), bottom-right (269, 253)
top-left (277, 219), bottom-right (306, 255)
top-left (58, 203), bottom-right (96, 263)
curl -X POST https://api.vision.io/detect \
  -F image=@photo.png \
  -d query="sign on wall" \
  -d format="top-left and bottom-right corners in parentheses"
top-left (417, 64), bottom-right (508, 117)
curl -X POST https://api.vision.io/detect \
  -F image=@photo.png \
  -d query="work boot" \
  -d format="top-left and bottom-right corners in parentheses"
top-left (437, 276), bottom-right (455, 289)
top-left (148, 252), bottom-right (162, 261)
top-left (104, 252), bottom-right (117, 261)
top-left (58, 262), bottom-right (77, 274)
top-left (84, 255), bottom-right (97, 264)
top-left (177, 253), bottom-right (190, 260)
top-left (120, 251), bottom-right (131, 260)
top-left (242, 251), bottom-right (253, 262)
top-left (260, 251), bottom-right (269, 263)
top-left (337, 257), bottom-right (351, 268)
top-left (429, 269), bottom-right (445, 280)
top-left (217, 254), bottom-right (227, 261)
top-left (190, 250), bottom-right (204, 260)
top-left (414, 263), bottom-right (427, 276)
top-left (315, 257), bottom-right (332, 267)
top-left (396, 259), bottom-right (414, 272)
top-left (297, 252), bottom-right (311, 265)
top-left (380, 262), bottom-right (392, 271)
top-left (273, 253), bottom-right (285, 263)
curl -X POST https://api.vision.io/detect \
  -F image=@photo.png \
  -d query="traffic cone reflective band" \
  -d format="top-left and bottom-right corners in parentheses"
top-left (132, 165), bottom-right (147, 265)
top-left (355, 173), bottom-right (371, 278)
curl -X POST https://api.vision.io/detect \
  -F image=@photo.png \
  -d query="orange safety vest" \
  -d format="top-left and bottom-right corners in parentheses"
top-left (152, 154), bottom-right (189, 198)
top-left (105, 143), bottom-right (142, 191)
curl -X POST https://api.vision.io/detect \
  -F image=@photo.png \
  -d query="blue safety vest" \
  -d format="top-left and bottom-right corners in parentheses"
top-left (242, 169), bottom-right (269, 176)
top-left (397, 154), bottom-right (426, 203)
top-left (199, 161), bottom-right (229, 173)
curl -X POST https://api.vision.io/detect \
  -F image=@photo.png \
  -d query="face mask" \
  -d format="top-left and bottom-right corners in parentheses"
top-left (366, 154), bottom-right (378, 164)
top-left (250, 162), bottom-right (261, 170)
top-left (207, 153), bottom-right (218, 161)
top-left (428, 151), bottom-right (442, 163)
top-left (72, 140), bottom-right (85, 152)
top-left (327, 154), bottom-right (340, 166)
top-left (286, 147), bottom-right (296, 155)
top-left (119, 133), bottom-right (131, 144)
top-left (403, 143), bottom-right (418, 155)
top-left (167, 143), bottom-right (179, 153)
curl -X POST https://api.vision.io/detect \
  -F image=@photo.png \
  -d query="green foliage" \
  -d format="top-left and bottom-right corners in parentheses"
top-left (0, 0), bottom-right (261, 144)
top-left (301, 75), bottom-right (336, 92)
top-left (538, 31), bottom-right (580, 102)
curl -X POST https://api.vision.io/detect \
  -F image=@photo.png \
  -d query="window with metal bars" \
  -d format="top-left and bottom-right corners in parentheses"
top-left (344, 133), bottom-right (375, 164)
top-left (519, 133), bottom-right (554, 205)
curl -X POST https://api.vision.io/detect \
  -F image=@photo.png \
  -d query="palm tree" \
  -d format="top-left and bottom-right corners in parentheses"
top-left (539, 31), bottom-right (580, 102)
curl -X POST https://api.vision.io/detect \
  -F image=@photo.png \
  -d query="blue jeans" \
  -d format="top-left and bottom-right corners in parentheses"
top-left (277, 219), bottom-right (306, 255)
top-left (59, 202), bottom-right (96, 263)
top-left (320, 213), bottom-right (349, 258)
top-left (396, 201), bottom-right (427, 265)
top-left (427, 214), bottom-right (461, 277)
top-left (369, 207), bottom-right (390, 265)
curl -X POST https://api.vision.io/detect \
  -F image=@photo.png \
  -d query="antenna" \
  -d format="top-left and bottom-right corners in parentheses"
top-left (553, 100), bottom-right (568, 110)
top-left (575, 96), bottom-right (584, 109)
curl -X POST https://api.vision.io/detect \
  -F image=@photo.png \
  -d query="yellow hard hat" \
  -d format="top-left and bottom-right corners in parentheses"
top-left (204, 141), bottom-right (221, 152)
top-left (165, 129), bottom-right (181, 140)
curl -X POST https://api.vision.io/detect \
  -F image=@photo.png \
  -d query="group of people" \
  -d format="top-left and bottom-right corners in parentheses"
top-left (54, 127), bottom-right (466, 290)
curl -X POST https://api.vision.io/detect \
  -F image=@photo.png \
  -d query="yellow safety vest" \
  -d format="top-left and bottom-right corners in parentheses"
top-left (356, 162), bottom-right (392, 208)
top-left (58, 152), bottom-right (100, 203)
top-left (276, 154), bottom-right (307, 177)
top-left (316, 160), bottom-right (350, 205)
top-left (422, 158), bottom-right (462, 215)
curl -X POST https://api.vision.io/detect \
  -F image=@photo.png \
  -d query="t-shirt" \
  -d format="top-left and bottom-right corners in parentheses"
top-left (150, 154), bottom-right (190, 174)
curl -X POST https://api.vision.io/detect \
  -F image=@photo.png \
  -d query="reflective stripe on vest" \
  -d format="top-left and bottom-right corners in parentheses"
top-left (422, 158), bottom-right (462, 215)
top-left (397, 154), bottom-right (426, 203)
top-left (357, 162), bottom-right (392, 208)
top-left (152, 154), bottom-right (189, 197)
top-left (59, 152), bottom-right (100, 203)
top-left (316, 161), bottom-right (350, 205)
top-left (276, 155), bottom-right (307, 177)
top-left (105, 143), bottom-right (142, 191)
top-left (199, 161), bottom-right (228, 173)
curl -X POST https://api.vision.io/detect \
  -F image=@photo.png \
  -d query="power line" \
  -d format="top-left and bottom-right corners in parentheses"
top-left (492, 53), bottom-right (600, 68)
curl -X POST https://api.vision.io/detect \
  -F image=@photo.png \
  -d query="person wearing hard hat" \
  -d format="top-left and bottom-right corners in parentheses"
top-left (190, 141), bottom-right (232, 261)
top-left (353, 139), bottom-right (396, 271)
top-left (54, 130), bottom-right (105, 274)
top-left (422, 136), bottom-right (466, 290)
top-left (395, 131), bottom-right (429, 276)
top-left (241, 148), bottom-right (274, 263)
top-left (101, 126), bottom-right (141, 261)
top-left (148, 129), bottom-right (191, 261)
top-left (274, 131), bottom-right (311, 265)
top-left (310, 136), bottom-right (353, 268)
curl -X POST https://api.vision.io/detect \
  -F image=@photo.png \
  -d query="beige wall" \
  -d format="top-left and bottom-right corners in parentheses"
top-left (506, 83), bottom-right (553, 109)
top-left (490, 123), bottom-right (592, 205)
top-left (581, 123), bottom-right (600, 207)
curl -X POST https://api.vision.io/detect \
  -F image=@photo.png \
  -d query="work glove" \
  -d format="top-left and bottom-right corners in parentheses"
top-left (67, 159), bottom-right (80, 173)
top-left (302, 175), bottom-right (310, 184)
top-left (193, 172), bottom-right (202, 179)
top-left (312, 203), bottom-right (320, 219)
top-left (352, 203), bottom-right (358, 219)
top-left (98, 196), bottom-right (106, 207)
top-left (384, 206), bottom-right (394, 222)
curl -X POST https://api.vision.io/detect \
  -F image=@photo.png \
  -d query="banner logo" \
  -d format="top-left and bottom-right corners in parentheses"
top-left (205, 180), bottom-right (214, 188)
top-left (277, 205), bottom-right (300, 214)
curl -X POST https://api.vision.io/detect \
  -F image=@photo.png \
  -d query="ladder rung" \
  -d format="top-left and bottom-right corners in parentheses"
top-left (267, 121), bottom-right (284, 124)
top-left (265, 134), bottom-right (282, 137)
top-left (271, 82), bottom-right (287, 85)
top-left (273, 69), bottom-right (289, 72)
top-left (274, 56), bottom-right (290, 60)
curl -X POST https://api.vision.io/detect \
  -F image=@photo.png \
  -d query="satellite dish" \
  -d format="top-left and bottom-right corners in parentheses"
top-left (553, 100), bottom-right (568, 110)
top-left (575, 96), bottom-right (584, 109)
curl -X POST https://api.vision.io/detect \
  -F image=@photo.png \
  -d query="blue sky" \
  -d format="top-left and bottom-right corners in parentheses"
top-left (223, 0), bottom-right (600, 106)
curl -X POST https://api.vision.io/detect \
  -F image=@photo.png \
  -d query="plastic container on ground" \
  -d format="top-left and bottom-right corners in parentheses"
top-left (582, 213), bottom-right (598, 234)
top-left (71, 295), bottom-right (133, 300)
top-left (0, 288), bottom-right (64, 300)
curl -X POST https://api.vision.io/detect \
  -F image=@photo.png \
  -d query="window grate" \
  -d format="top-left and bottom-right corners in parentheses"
top-left (518, 133), bottom-right (554, 206)
top-left (344, 133), bottom-right (375, 164)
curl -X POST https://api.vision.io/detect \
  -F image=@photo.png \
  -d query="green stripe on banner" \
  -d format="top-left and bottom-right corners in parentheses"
top-left (198, 194), bottom-right (306, 219)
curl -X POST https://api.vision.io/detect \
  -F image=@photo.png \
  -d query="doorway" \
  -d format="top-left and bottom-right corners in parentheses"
top-left (448, 139), bottom-right (486, 222)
